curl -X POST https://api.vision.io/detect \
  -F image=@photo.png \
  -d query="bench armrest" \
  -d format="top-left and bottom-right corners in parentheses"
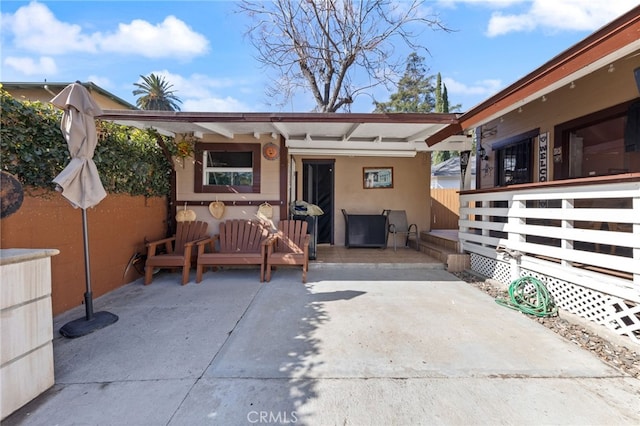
top-left (197, 235), bottom-right (219, 255)
top-left (146, 236), bottom-right (176, 256)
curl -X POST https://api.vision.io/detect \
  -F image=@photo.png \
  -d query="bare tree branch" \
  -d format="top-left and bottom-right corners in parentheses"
top-left (237, 0), bottom-right (451, 112)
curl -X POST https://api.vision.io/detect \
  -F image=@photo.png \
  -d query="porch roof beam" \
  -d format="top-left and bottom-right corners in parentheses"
top-left (343, 123), bottom-right (362, 141)
top-left (113, 120), bottom-right (175, 137)
top-left (285, 139), bottom-right (425, 151)
top-left (196, 123), bottom-right (235, 139)
top-left (270, 122), bottom-right (289, 139)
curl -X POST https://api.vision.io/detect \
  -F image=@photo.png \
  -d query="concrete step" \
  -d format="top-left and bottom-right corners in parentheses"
top-left (420, 230), bottom-right (459, 252)
top-left (418, 231), bottom-right (469, 272)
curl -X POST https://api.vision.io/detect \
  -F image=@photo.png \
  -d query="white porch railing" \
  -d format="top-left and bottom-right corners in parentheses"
top-left (459, 175), bottom-right (640, 303)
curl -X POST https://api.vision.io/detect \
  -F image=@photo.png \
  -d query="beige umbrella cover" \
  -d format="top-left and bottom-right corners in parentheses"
top-left (50, 83), bottom-right (118, 337)
top-left (51, 83), bottom-right (106, 209)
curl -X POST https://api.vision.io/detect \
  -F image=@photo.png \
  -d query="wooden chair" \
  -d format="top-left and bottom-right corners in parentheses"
top-left (144, 221), bottom-right (209, 285)
top-left (265, 220), bottom-right (310, 283)
top-left (384, 210), bottom-right (418, 251)
top-left (196, 219), bottom-right (270, 283)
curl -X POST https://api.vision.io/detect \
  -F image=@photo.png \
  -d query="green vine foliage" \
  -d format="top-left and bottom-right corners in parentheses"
top-left (1, 87), bottom-right (171, 197)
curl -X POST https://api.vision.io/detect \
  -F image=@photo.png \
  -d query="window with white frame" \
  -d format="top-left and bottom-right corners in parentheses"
top-left (194, 143), bottom-right (261, 193)
top-left (204, 151), bottom-right (253, 186)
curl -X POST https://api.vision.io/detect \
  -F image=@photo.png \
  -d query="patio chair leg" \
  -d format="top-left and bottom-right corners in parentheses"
top-left (144, 266), bottom-right (154, 285)
top-left (196, 264), bottom-right (203, 283)
top-left (265, 264), bottom-right (272, 282)
top-left (302, 265), bottom-right (307, 284)
top-left (181, 266), bottom-right (190, 285)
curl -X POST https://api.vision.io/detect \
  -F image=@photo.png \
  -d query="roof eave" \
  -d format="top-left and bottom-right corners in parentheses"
top-left (457, 5), bottom-right (640, 131)
top-left (99, 110), bottom-right (460, 124)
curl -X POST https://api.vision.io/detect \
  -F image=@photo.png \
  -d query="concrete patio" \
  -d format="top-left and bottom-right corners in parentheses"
top-left (4, 262), bottom-right (640, 425)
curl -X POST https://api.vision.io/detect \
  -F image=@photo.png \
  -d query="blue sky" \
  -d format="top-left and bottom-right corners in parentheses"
top-left (1, 0), bottom-right (637, 112)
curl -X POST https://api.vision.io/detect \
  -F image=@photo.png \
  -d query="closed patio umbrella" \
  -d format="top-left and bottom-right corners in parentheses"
top-left (51, 82), bottom-right (118, 338)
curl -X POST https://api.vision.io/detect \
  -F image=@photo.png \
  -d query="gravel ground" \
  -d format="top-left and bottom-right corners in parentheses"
top-left (453, 271), bottom-right (640, 380)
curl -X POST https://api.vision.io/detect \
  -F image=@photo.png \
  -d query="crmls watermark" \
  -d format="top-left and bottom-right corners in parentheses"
top-left (247, 410), bottom-right (298, 424)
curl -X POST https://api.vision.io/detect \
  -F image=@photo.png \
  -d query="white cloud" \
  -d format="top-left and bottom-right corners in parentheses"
top-left (136, 70), bottom-right (253, 112)
top-left (438, 0), bottom-right (523, 8)
top-left (443, 77), bottom-right (502, 96)
top-left (2, 1), bottom-right (208, 59)
top-left (138, 70), bottom-right (242, 97)
top-left (171, 73), bottom-right (239, 97)
top-left (486, 0), bottom-right (638, 37)
top-left (87, 75), bottom-right (113, 90)
top-left (182, 96), bottom-right (252, 112)
top-left (487, 12), bottom-right (535, 36)
top-left (99, 16), bottom-right (208, 60)
top-left (3, 1), bottom-right (98, 54)
top-left (3, 56), bottom-right (57, 75)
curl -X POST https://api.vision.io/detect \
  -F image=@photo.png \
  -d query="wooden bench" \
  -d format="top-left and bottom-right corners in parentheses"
top-left (195, 219), bottom-right (270, 283)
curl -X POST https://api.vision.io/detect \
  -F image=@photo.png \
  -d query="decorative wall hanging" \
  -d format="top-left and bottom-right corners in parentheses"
top-left (257, 202), bottom-right (273, 219)
top-left (209, 200), bottom-right (225, 219)
top-left (176, 203), bottom-right (196, 222)
top-left (363, 167), bottom-right (394, 189)
top-left (262, 142), bottom-right (280, 160)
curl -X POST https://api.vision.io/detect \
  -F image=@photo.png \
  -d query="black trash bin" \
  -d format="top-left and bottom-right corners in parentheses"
top-left (293, 214), bottom-right (318, 260)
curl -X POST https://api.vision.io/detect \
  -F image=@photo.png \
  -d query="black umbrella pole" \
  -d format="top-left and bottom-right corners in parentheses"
top-left (59, 208), bottom-right (118, 338)
top-left (82, 208), bottom-right (94, 321)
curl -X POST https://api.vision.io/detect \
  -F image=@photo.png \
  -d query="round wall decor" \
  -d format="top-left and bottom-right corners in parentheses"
top-left (262, 142), bottom-right (280, 160)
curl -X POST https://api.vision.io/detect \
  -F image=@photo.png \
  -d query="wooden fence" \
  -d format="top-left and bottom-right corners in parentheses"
top-left (430, 188), bottom-right (459, 229)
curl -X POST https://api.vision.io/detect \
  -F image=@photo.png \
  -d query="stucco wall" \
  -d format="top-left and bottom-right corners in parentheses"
top-left (478, 55), bottom-right (640, 189)
top-left (0, 190), bottom-right (167, 315)
top-left (174, 135), bottom-right (284, 233)
top-left (292, 154), bottom-right (431, 246)
top-left (172, 131), bottom-right (433, 245)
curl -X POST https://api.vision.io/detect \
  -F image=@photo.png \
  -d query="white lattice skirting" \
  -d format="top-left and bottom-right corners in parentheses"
top-left (470, 253), bottom-right (640, 346)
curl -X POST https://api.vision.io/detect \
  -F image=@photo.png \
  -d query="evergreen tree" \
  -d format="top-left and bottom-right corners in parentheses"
top-left (432, 77), bottom-right (462, 165)
top-left (432, 149), bottom-right (452, 164)
top-left (373, 53), bottom-right (434, 113)
top-left (373, 56), bottom-right (462, 165)
top-left (442, 84), bottom-right (450, 113)
top-left (435, 73), bottom-right (443, 113)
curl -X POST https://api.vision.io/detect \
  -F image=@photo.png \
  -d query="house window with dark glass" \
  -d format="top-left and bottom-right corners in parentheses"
top-left (205, 151), bottom-right (253, 186)
top-left (194, 143), bottom-right (261, 193)
top-left (495, 131), bottom-right (535, 186)
top-left (554, 100), bottom-right (640, 180)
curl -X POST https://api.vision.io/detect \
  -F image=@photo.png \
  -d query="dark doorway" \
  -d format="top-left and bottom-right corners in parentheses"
top-left (302, 160), bottom-right (334, 244)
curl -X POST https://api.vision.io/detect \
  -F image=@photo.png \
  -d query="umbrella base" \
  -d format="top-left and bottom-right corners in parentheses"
top-left (59, 311), bottom-right (119, 338)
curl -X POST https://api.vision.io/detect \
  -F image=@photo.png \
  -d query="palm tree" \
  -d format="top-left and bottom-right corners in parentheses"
top-left (133, 74), bottom-right (182, 111)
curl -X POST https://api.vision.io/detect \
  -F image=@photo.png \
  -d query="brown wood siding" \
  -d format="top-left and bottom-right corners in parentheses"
top-left (430, 188), bottom-right (459, 229)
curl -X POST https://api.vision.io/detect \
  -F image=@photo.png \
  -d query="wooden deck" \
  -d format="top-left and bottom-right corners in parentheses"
top-left (313, 244), bottom-right (442, 266)
top-left (312, 229), bottom-right (464, 269)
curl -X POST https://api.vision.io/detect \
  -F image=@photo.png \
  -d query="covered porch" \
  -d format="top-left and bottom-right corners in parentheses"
top-left (313, 244), bottom-right (443, 268)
